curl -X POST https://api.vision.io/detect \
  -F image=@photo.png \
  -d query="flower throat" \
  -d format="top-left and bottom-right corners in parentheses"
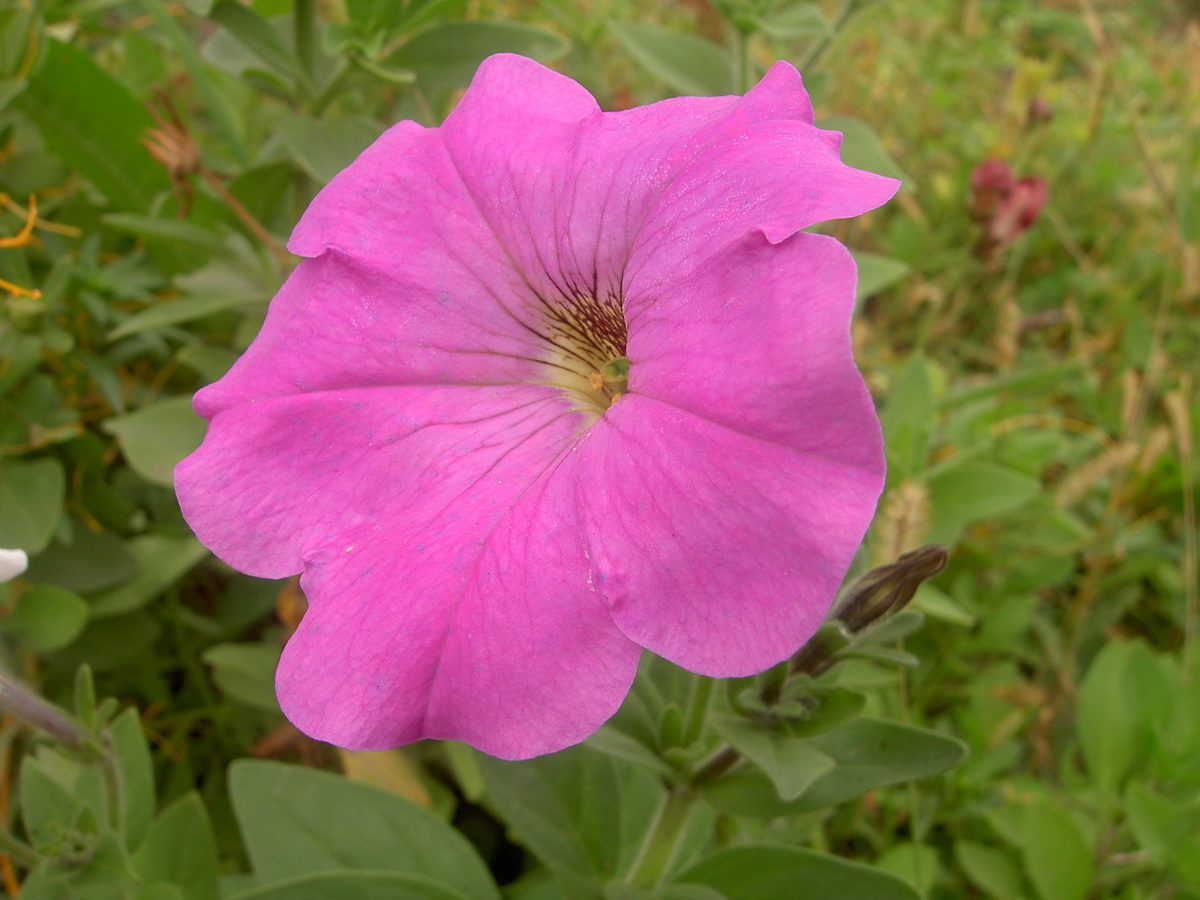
top-left (538, 289), bottom-right (629, 416)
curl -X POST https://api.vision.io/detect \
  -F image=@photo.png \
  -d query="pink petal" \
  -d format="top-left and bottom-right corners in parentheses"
top-left (194, 250), bottom-right (551, 418)
top-left (178, 384), bottom-right (586, 578)
top-left (576, 395), bottom-right (881, 676)
top-left (178, 382), bottom-right (640, 758)
top-left (627, 125), bottom-right (899, 291)
top-left (437, 55), bottom-right (875, 303)
top-left (627, 230), bottom-right (881, 471)
top-left (279, 457), bottom-right (640, 760)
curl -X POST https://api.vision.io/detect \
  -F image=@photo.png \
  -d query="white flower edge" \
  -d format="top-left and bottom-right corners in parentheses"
top-left (0, 549), bottom-right (29, 583)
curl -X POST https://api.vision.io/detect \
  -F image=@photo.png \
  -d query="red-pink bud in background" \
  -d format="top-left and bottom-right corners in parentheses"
top-left (970, 159), bottom-right (1047, 257)
top-left (988, 176), bottom-right (1048, 247)
top-left (969, 158), bottom-right (1015, 222)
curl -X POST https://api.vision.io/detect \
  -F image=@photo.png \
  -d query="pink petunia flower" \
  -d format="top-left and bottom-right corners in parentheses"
top-left (175, 54), bottom-right (899, 760)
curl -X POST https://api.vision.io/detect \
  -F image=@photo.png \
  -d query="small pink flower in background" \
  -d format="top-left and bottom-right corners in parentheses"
top-left (176, 54), bottom-right (899, 759)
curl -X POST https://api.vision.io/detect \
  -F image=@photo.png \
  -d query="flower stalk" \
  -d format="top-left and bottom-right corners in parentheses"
top-left (627, 785), bottom-right (700, 889)
top-left (0, 824), bottom-right (38, 869)
top-left (680, 675), bottom-right (714, 749)
top-left (0, 669), bottom-right (87, 750)
top-left (293, 0), bottom-right (318, 101)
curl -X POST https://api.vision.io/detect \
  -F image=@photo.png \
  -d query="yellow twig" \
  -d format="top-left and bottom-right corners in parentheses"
top-left (0, 276), bottom-right (40, 299)
top-left (0, 194), bottom-right (37, 248)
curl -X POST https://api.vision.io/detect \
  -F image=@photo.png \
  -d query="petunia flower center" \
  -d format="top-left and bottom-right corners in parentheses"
top-left (537, 290), bottom-right (630, 417)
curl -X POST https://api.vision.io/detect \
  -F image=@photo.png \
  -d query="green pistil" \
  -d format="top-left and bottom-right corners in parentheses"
top-left (602, 355), bottom-right (629, 386)
top-left (591, 356), bottom-right (629, 404)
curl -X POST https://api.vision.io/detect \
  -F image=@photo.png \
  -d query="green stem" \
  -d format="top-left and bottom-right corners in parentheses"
top-left (0, 826), bottom-right (39, 868)
top-left (310, 62), bottom-right (352, 116)
top-left (732, 29), bottom-right (751, 94)
top-left (797, 0), bottom-right (862, 73)
top-left (680, 676), bottom-right (713, 748)
top-left (294, 0), bottom-right (318, 100)
top-left (101, 735), bottom-right (127, 835)
top-left (627, 786), bottom-right (700, 889)
top-left (0, 669), bottom-right (87, 749)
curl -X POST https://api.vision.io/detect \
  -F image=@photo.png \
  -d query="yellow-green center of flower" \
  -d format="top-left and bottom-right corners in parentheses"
top-left (538, 290), bottom-right (629, 416)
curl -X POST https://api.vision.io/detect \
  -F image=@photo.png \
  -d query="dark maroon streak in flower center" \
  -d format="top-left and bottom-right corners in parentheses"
top-left (536, 288), bottom-right (630, 416)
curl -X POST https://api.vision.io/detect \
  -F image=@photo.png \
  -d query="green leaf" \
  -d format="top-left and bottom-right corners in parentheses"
top-left (604, 886), bottom-right (727, 900)
top-left (0, 77), bottom-right (27, 110)
top-left (103, 396), bottom-right (207, 487)
top-left (709, 714), bottom-right (834, 801)
top-left (657, 888), bottom-right (728, 900)
top-left (880, 354), bottom-right (933, 478)
top-left (227, 870), bottom-right (472, 900)
top-left (784, 688), bottom-right (867, 739)
top-left (608, 22), bottom-right (732, 96)
top-left (131, 794), bottom-right (220, 900)
top-left (1020, 799), bottom-right (1092, 900)
top-left (201, 642), bottom-right (281, 711)
top-left (175, 345), bottom-right (239, 383)
top-left (138, 885), bottom-right (186, 900)
top-left (16, 39), bottom-right (171, 211)
top-left (23, 526), bottom-right (139, 593)
top-left (20, 757), bottom-right (85, 851)
top-left (210, 0), bottom-right (303, 85)
top-left (1, 584), bottom-right (89, 651)
top-left (911, 584), bottom-right (976, 627)
top-left (1125, 783), bottom-right (1179, 866)
top-left (101, 214), bottom-right (231, 256)
top-left (88, 534), bottom-right (208, 618)
top-left (1076, 640), bottom-right (1140, 795)
top-left (817, 116), bottom-right (909, 184)
top-left (875, 843), bottom-right (938, 896)
top-left (0, 331), bottom-right (42, 397)
top-left (954, 840), bottom-right (1023, 899)
top-left (110, 707), bottom-right (156, 849)
top-left (0, 457), bottom-right (65, 553)
top-left (477, 745), bottom-right (623, 893)
top-left (674, 846), bottom-right (920, 900)
top-left (852, 250), bottom-right (910, 302)
top-left (19, 832), bottom-right (139, 900)
top-left (799, 718), bottom-right (966, 807)
top-left (387, 21), bottom-right (570, 97)
top-left (586, 725), bottom-right (675, 776)
top-left (703, 718), bottom-right (966, 816)
top-left (109, 293), bottom-right (264, 341)
top-left (752, 2), bottom-right (830, 39)
top-left (53, 611), bottom-right (163, 673)
top-left (925, 460), bottom-right (1040, 547)
top-left (228, 760), bottom-right (499, 898)
top-left (1125, 782), bottom-right (1200, 885)
top-left (281, 115), bottom-right (385, 185)
top-left (345, 0), bottom-right (464, 37)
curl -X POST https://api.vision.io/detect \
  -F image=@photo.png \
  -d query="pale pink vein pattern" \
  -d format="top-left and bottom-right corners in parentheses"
top-left (175, 53), bottom-right (900, 759)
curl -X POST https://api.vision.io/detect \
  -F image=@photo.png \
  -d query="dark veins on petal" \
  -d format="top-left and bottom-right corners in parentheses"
top-left (534, 286), bottom-right (630, 415)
